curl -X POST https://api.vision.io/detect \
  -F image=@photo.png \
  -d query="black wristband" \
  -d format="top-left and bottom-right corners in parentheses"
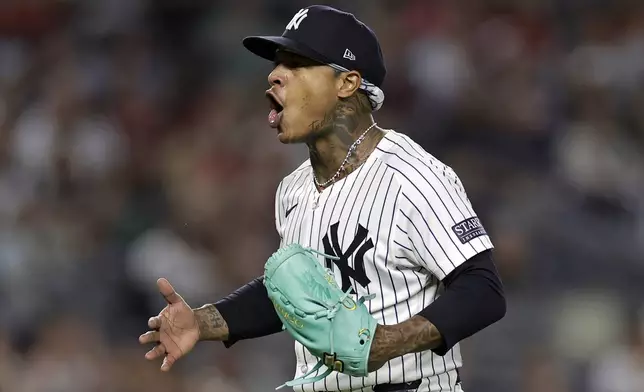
top-left (214, 276), bottom-right (283, 347)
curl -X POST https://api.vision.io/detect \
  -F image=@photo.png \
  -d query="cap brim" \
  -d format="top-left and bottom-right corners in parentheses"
top-left (242, 36), bottom-right (331, 65)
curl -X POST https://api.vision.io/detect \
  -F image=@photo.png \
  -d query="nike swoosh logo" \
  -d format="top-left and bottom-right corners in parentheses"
top-left (285, 204), bottom-right (298, 218)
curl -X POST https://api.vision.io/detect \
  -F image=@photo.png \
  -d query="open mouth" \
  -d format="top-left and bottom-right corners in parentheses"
top-left (266, 91), bottom-right (284, 129)
top-left (266, 91), bottom-right (283, 112)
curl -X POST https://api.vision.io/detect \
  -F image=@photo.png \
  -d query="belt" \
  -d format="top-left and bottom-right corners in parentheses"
top-left (373, 379), bottom-right (421, 392)
top-left (372, 368), bottom-right (462, 391)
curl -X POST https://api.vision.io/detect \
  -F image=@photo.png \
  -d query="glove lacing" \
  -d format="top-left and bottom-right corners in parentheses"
top-left (276, 247), bottom-right (376, 390)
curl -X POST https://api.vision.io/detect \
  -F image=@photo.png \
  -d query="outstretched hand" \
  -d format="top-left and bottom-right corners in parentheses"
top-left (139, 278), bottom-right (200, 372)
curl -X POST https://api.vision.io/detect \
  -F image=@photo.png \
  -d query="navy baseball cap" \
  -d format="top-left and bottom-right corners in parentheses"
top-left (242, 5), bottom-right (386, 110)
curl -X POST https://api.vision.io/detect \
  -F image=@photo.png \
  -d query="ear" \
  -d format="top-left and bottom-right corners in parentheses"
top-left (336, 70), bottom-right (362, 99)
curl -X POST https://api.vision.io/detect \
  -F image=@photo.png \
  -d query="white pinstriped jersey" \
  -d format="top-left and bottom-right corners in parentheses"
top-left (275, 130), bottom-right (493, 392)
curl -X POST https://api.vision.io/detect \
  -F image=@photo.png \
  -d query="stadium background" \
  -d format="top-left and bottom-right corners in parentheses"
top-left (1, 0), bottom-right (643, 391)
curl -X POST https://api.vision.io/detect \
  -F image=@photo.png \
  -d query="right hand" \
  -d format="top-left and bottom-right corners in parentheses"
top-left (139, 278), bottom-right (200, 372)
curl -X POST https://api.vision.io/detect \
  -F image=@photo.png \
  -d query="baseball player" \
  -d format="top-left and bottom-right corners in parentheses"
top-left (139, 5), bottom-right (506, 392)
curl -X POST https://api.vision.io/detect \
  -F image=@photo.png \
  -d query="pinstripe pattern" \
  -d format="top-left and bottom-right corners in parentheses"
top-left (274, 130), bottom-right (492, 391)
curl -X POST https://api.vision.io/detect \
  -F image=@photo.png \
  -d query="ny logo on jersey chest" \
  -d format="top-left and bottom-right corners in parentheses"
top-left (322, 222), bottom-right (373, 291)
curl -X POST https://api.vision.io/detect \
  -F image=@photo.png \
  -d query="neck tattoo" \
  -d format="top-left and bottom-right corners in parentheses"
top-left (314, 122), bottom-right (378, 189)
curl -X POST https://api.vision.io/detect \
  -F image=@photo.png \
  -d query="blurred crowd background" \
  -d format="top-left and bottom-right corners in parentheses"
top-left (0, 0), bottom-right (643, 391)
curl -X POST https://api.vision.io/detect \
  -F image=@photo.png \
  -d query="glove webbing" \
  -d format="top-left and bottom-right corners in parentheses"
top-left (276, 247), bottom-right (375, 390)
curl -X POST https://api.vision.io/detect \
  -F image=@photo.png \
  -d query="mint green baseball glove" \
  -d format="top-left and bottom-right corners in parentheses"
top-left (263, 243), bottom-right (377, 390)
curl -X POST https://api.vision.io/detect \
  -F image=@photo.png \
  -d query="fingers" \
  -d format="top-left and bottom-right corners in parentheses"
top-left (145, 345), bottom-right (179, 372)
top-left (157, 278), bottom-right (184, 305)
top-left (148, 316), bottom-right (161, 330)
top-left (139, 330), bottom-right (160, 345)
top-left (145, 343), bottom-right (166, 361)
top-left (143, 342), bottom-right (178, 371)
top-left (161, 352), bottom-right (178, 372)
top-left (144, 280), bottom-right (184, 373)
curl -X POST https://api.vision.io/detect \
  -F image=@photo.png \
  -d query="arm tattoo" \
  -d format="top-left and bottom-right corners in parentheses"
top-left (367, 315), bottom-right (443, 371)
top-left (193, 304), bottom-right (230, 341)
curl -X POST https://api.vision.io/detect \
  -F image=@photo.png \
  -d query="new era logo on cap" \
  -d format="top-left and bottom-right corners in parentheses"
top-left (343, 49), bottom-right (355, 61)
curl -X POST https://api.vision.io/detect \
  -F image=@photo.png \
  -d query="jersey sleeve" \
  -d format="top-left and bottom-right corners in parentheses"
top-left (397, 163), bottom-right (493, 280)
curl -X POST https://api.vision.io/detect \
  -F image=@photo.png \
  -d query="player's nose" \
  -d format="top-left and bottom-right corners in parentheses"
top-left (268, 66), bottom-right (286, 87)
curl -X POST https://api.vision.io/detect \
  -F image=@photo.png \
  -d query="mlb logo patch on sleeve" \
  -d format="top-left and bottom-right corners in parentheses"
top-left (451, 217), bottom-right (487, 244)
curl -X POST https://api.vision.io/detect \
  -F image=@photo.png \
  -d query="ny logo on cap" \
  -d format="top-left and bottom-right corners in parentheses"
top-left (286, 8), bottom-right (308, 31)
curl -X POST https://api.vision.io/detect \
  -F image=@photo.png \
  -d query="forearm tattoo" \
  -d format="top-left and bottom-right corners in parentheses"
top-left (194, 304), bottom-right (230, 341)
top-left (368, 315), bottom-right (443, 370)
